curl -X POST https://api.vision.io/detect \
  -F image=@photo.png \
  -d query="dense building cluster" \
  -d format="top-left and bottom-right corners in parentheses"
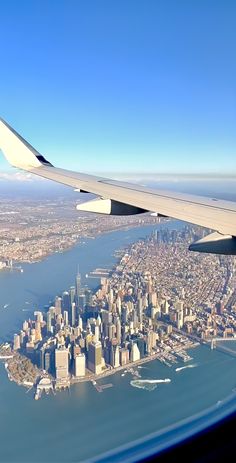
top-left (12, 226), bottom-right (236, 388)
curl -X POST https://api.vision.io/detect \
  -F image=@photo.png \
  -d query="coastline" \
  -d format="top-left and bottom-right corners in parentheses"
top-left (1, 339), bottom-right (200, 393)
top-left (1, 217), bottom-right (169, 265)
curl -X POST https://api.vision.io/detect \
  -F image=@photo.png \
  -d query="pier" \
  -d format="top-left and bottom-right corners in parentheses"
top-left (91, 381), bottom-right (113, 392)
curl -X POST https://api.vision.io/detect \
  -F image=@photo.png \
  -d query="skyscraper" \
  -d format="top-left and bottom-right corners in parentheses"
top-left (55, 346), bottom-right (69, 380)
top-left (76, 269), bottom-right (81, 301)
top-left (13, 334), bottom-right (20, 350)
top-left (130, 342), bottom-right (140, 362)
top-left (46, 311), bottom-right (52, 333)
top-left (74, 353), bottom-right (86, 377)
top-left (88, 341), bottom-right (102, 374)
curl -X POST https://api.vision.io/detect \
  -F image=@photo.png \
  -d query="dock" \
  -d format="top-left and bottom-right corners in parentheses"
top-left (91, 381), bottom-right (113, 392)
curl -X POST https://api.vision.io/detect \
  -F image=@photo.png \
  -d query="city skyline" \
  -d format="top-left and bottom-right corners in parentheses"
top-left (0, 1), bottom-right (236, 175)
top-left (5, 225), bottom-right (236, 399)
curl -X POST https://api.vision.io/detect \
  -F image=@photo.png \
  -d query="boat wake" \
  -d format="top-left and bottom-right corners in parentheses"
top-left (130, 378), bottom-right (171, 391)
top-left (175, 363), bottom-right (198, 372)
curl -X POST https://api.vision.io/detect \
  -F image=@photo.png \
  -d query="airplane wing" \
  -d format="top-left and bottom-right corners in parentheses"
top-left (0, 117), bottom-right (236, 254)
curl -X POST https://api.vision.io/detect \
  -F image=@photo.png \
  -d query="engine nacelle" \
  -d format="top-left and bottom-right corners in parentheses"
top-left (76, 198), bottom-right (147, 215)
top-left (189, 232), bottom-right (236, 255)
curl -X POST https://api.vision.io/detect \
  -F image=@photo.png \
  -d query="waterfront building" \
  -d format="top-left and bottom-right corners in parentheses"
top-left (109, 344), bottom-right (120, 368)
top-left (13, 334), bottom-right (20, 350)
top-left (23, 320), bottom-right (29, 331)
top-left (162, 299), bottom-right (169, 315)
top-left (19, 330), bottom-right (25, 346)
top-left (136, 337), bottom-right (146, 358)
top-left (130, 342), bottom-right (140, 362)
top-left (119, 347), bottom-right (130, 365)
top-left (88, 341), bottom-right (102, 374)
top-left (74, 353), bottom-right (86, 377)
top-left (55, 346), bottom-right (69, 379)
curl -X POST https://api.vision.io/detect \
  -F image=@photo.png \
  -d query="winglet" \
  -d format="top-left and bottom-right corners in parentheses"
top-left (0, 118), bottom-right (53, 170)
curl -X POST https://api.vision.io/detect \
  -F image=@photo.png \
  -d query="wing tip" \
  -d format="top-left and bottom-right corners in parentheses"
top-left (0, 118), bottom-right (53, 169)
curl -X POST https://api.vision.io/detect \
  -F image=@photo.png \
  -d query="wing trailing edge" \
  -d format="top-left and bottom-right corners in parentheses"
top-left (1, 117), bottom-right (236, 254)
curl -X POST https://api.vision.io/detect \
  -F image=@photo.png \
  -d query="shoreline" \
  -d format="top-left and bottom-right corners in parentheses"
top-left (1, 218), bottom-right (169, 266)
top-left (1, 340), bottom-right (200, 393)
top-left (71, 341), bottom-right (200, 385)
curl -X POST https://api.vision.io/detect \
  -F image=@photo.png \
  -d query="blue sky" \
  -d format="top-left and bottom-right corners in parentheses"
top-left (0, 0), bottom-right (235, 176)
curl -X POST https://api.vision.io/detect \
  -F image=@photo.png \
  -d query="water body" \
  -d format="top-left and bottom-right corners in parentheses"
top-left (175, 364), bottom-right (198, 372)
top-left (0, 221), bottom-right (236, 462)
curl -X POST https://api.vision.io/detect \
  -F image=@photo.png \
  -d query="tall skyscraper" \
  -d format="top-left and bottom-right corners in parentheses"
top-left (74, 353), bottom-right (86, 377)
top-left (116, 318), bottom-right (121, 344)
top-left (47, 311), bottom-right (52, 333)
top-left (13, 334), bottom-right (20, 350)
top-left (130, 342), bottom-right (140, 362)
top-left (63, 310), bottom-right (69, 326)
top-left (55, 346), bottom-right (69, 380)
top-left (88, 341), bottom-right (102, 374)
top-left (54, 297), bottom-right (62, 315)
top-left (71, 302), bottom-right (76, 327)
top-left (69, 286), bottom-right (76, 306)
top-left (76, 269), bottom-right (81, 301)
top-left (62, 291), bottom-right (70, 312)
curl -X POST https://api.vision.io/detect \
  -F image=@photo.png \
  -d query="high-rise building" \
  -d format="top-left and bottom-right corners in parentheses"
top-left (130, 342), bottom-right (140, 362)
top-left (94, 324), bottom-right (100, 342)
top-left (69, 286), bottom-right (76, 306)
top-left (119, 347), bottom-right (130, 365)
top-left (136, 337), bottom-right (146, 358)
top-left (76, 270), bottom-right (81, 300)
top-left (116, 318), bottom-right (121, 344)
top-left (108, 323), bottom-right (116, 341)
top-left (44, 351), bottom-right (51, 372)
top-left (74, 353), bottom-right (86, 377)
top-left (23, 320), bottom-right (29, 331)
top-left (88, 341), bottom-right (102, 374)
top-left (62, 291), bottom-right (70, 312)
top-left (71, 302), bottom-right (76, 327)
top-left (35, 321), bottom-right (42, 341)
top-left (78, 294), bottom-right (86, 312)
top-left (162, 299), bottom-right (169, 315)
top-left (55, 346), bottom-right (69, 379)
top-left (176, 308), bottom-right (184, 329)
top-left (54, 297), bottom-right (62, 315)
top-left (47, 311), bottom-right (52, 333)
top-left (34, 311), bottom-right (43, 323)
top-left (13, 334), bottom-right (20, 350)
top-left (63, 310), bottom-right (68, 326)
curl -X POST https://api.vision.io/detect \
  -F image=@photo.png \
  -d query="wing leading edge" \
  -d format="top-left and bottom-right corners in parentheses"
top-left (1, 117), bottom-right (236, 254)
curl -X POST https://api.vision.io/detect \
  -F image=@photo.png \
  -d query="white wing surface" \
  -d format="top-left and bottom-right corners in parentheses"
top-left (1, 117), bottom-right (236, 254)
